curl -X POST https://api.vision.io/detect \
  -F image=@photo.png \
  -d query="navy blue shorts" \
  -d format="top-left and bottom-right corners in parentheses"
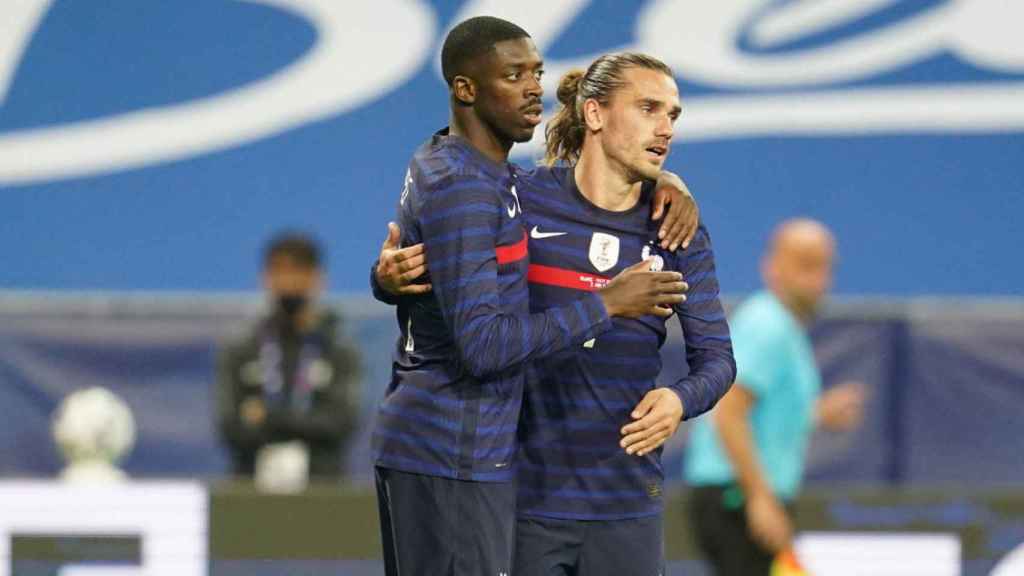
top-left (375, 466), bottom-right (515, 576)
top-left (514, 514), bottom-right (665, 576)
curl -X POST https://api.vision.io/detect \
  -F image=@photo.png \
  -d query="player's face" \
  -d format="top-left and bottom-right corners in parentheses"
top-left (474, 38), bottom-right (545, 144)
top-left (600, 67), bottom-right (681, 181)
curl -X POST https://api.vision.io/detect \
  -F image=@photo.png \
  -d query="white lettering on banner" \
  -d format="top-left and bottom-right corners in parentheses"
top-left (0, 0), bottom-right (436, 185)
top-left (492, 0), bottom-right (1024, 158)
top-left (0, 481), bottom-right (206, 576)
top-left (0, 0), bottom-right (53, 105)
top-left (2, 1), bottom-right (1023, 183)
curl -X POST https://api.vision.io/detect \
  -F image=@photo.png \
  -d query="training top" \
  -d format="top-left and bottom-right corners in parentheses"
top-left (515, 165), bottom-right (736, 519)
top-left (371, 130), bottom-right (613, 482)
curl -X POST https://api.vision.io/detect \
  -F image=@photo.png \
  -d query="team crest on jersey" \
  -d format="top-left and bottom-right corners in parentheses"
top-left (641, 244), bottom-right (665, 272)
top-left (589, 232), bottom-right (620, 272)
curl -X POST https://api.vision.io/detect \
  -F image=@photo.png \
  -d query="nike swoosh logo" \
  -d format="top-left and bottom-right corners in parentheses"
top-left (530, 226), bottom-right (567, 239)
top-left (507, 203), bottom-right (518, 218)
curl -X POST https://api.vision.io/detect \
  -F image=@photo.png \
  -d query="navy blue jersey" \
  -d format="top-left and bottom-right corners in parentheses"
top-left (371, 131), bottom-right (613, 482)
top-left (515, 165), bottom-right (736, 519)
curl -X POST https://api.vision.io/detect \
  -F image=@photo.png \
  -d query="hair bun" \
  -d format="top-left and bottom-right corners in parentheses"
top-left (556, 70), bottom-right (585, 105)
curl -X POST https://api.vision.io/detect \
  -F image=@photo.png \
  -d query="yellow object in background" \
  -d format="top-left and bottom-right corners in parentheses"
top-left (771, 548), bottom-right (809, 576)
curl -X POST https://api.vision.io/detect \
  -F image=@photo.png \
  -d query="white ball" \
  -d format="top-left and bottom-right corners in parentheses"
top-left (52, 387), bottom-right (136, 464)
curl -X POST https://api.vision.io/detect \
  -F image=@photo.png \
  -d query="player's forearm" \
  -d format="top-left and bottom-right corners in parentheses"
top-left (447, 294), bottom-right (612, 378)
top-left (669, 348), bottom-right (735, 420)
top-left (671, 272), bottom-right (737, 412)
top-left (423, 218), bottom-right (610, 377)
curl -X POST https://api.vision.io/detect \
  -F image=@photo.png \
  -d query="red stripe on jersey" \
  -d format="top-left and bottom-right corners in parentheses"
top-left (496, 230), bottom-right (528, 265)
top-left (528, 264), bottom-right (611, 292)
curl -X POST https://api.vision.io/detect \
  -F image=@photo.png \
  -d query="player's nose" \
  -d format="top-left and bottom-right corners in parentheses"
top-left (655, 114), bottom-right (673, 138)
top-left (525, 76), bottom-right (543, 99)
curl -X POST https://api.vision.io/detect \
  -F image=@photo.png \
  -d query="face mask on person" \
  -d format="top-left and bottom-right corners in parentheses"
top-left (276, 294), bottom-right (307, 318)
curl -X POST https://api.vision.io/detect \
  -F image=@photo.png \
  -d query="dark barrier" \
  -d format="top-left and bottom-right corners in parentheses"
top-left (210, 483), bottom-right (1024, 571)
top-left (3, 481), bottom-right (1023, 575)
top-left (1, 293), bottom-right (1022, 489)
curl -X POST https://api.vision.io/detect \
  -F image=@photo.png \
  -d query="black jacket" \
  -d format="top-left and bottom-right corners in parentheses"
top-left (216, 308), bottom-right (360, 479)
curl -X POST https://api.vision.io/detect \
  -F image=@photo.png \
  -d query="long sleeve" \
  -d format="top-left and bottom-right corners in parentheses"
top-left (417, 173), bottom-right (612, 378)
top-left (215, 340), bottom-right (269, 455)
top-left (369, 261), bottom-right (401, 305)
top-left (667, 225), bottom-right (736, 419)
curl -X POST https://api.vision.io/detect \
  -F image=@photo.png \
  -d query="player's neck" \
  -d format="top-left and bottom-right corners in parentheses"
top-left (449, 112), bottom-right (512, 165)
top-left (574, 146), bottom-right (642, 212)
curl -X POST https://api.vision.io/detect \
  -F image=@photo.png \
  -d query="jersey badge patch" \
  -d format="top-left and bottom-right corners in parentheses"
top-left (589, 232), bottom-right (620, 272)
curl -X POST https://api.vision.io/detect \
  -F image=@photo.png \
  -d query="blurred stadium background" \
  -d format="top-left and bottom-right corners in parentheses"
top-left (1, 1), bottom-right (1022, 574)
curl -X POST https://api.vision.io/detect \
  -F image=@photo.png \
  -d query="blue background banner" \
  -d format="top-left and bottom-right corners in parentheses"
top-left (2, 0), bottom-right (1022, 295)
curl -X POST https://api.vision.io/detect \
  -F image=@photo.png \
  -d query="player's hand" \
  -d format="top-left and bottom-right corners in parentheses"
top-left (816, 381), bottom-right (867, 431)
top-left (375, 222), bottom-right (432, 295)
top-left (747, 491), bottom-right (793, 554)
top-left (620, 388), bottom-right (684, 456)
top-left (598, 259), bottom-right (688, 318)
top-left (650, 170), bottom-right (699, 251)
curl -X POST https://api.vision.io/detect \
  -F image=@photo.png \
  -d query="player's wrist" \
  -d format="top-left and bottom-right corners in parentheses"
top-left (661, 387), bottom-right (686, 420)
top-left (597, 292), bottom-right (619, 317)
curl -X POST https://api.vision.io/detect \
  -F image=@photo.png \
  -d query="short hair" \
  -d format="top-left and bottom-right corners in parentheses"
top-left (441, 16), bottom-right (531, 86)
top-left (263, 232), bottom-right (322, 269)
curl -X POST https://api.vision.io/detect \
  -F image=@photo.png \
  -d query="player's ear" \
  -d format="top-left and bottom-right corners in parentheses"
top-left (451, 75), bottom-right (476, 106)
top-left (582, 98), bottom-right (603, 132)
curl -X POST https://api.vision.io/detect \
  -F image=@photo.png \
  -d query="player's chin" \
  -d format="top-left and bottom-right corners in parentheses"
top-left (635, 161), bottom-right (663, 181)
top-left (510, 124), bottom-right (539, 143)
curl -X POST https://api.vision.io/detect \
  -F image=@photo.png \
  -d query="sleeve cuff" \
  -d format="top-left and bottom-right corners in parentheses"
top-left (369, 261), bottom-right (401, 305)
top-left (668, 378), bottom-right (701, 421)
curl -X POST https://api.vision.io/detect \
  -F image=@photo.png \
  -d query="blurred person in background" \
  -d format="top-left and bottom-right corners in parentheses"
top-left (216, 232), bottom-right (360, 486)
top-left (684, 218), bottom-right (866, 576)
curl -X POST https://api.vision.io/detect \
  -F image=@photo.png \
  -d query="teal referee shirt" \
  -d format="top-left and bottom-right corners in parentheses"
top-left (685, 290), bottom-right (820, 500)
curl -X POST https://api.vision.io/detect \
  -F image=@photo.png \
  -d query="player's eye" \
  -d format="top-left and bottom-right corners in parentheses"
top-left (506, 71), bottom-right (521, 81)
top-left (534, 69), bottom-right (545, 81)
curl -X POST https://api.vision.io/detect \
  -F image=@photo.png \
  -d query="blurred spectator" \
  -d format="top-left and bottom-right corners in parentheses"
top-left (216, 232), bottom-right (360, 487)
top-left (52, 386), bottom-right (136, 483)
top-left (684, 219), bottom-right (867, 576)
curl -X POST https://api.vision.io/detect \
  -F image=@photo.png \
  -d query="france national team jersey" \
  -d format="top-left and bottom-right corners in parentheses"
top-left (515, 165), bottom-right (736, 519)
top-left (371, 130), bottom-right (613, 482)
